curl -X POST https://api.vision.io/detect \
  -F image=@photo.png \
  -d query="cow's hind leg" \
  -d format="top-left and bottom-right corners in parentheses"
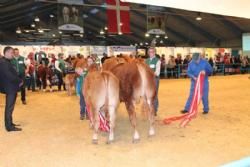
top-left (107, 106), bottom-right (116, 144)
top-left (92, 107), bottom-right (100, 144)
top-left (144, 97), bottom-right (155, 137)
top-left (125, 100), bottom-right (140, 143)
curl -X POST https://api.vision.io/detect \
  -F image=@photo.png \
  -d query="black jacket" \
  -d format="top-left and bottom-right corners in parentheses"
top-left (0, 57), bottom-right (22, 94)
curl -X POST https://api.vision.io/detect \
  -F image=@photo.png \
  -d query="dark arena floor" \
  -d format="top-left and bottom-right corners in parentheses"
top-left (0, 74), bottom-right (250, 167)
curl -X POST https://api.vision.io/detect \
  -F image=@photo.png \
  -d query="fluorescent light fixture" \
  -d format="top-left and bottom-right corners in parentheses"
top-left (25, 30), bottom-right (30, 33)
top-left (49, 14), bottom-right (54, 18)
top-left (145, 33), bottom-right (150, 37)
top-left (156, 35), bottom-right (160, 38)
top-left (31, 23), bottom-right (35, 28)
top-left (59, 31), bottom-right (62, 34)
top-left (164, 35), bottom-right (168, 39)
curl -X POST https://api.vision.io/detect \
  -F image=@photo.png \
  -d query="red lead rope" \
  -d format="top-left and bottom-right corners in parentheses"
top-left (163, 72), bottom-right (205, 127)
top-left (86, 105), bottom-right (110, 132)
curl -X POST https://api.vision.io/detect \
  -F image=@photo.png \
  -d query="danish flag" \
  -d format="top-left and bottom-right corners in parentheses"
top-left (106, 0), bottom-right (131, 34)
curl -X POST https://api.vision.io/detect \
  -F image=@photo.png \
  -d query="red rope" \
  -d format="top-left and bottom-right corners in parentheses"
top-left (163, 72), bottom-right (205, 127)
top-left (86, 104), bottom-right (110, 132)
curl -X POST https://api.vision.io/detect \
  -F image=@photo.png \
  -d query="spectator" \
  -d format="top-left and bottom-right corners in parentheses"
top-left (11, 48), bottom-right (27, 104)
top-left (167, 56), bottom-right (176, 78)
top-left (55, 53), bottom-right (66, 91)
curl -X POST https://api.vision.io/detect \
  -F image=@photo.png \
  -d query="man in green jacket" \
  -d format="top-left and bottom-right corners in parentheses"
top-left (146, 47), bottom-right (161, 116)
top-left (11, 48), bottom-right (27, 105)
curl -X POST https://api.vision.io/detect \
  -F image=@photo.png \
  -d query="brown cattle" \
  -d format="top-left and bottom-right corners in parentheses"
top-left (64, 73), bottom-right (76, 96)
top-left (103, 57), bottom-right (156, 142)
top-left (83, 65), bottom-right (120, 144)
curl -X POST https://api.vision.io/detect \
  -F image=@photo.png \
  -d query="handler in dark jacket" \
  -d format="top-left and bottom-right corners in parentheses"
top-left (0, 46), bottom-right (23, 132)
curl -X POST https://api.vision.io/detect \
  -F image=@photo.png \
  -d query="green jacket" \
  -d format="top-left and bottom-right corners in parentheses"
top-left (146, 57), bottom-right (159, 72)
top-left (58, 59), bottom-right (66, 73)
top-left (11, 56), bottom-right (26, 76)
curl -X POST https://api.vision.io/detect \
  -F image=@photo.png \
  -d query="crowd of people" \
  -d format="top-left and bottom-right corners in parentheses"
top-left (157, 53), bottom-right (250, 78)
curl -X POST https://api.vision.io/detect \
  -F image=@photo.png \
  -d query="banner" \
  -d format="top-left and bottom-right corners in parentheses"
top-left (90, 46), bottom-right (107, 57)
top-left (147, 6), bottom-right (166, 35)
top-left (58, 0), bottom-right (84, 32)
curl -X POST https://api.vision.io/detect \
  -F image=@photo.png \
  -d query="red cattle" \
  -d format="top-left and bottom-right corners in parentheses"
top-left (83, 64), bottom-right (120, 144)
top-left (103, 56), bottom-right (156, 142)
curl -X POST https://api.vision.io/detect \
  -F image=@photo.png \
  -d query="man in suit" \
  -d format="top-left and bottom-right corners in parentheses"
top-left (11, 48), bottom-right (27, 105)
top-left (0, 46), bottom-right (23, 132)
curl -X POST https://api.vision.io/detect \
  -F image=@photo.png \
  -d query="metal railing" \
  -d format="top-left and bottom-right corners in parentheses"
top-left (160, 63), bottom-right (250, 78)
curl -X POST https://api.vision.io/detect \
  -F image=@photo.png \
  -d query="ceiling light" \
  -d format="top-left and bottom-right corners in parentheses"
top-left (80, 34), bottom-right (83, 37)
top-left (100, 29), bottom-right (104, 35)
top-left (160, 40), bottom-right (163, 44)
top-left (156, 35), bottom-right (160, 38)
top-left (118, 32), bottom-right (123, 35)
top-left (104, 26), bottom-right (108, 30)
top-left (52, 34), bottom-right (56, 37)
top-left (196, 12), bottom-right (202, 21)
top-left (25, 30), bottom-right (30, 33)
top-left (164, 35), bottom-right (168, 39)
top-left (49, 14), bottom-right (54, 18)
top-left (120, 22), bottom-right (123, 26)
top-left (16, 27), bottom-right (21, 34)
top-left (34, 16), bottom-right (40, 22)
top-left (145, 42), bottom-right (148, 45)
top-left (145, 33), bottom-right (150, 37)
top-left (31, 23), bottom-right (35, 28)
top-left (38, 29), bottom-right (44, 33)
top-left (140, 42), bottom-right (143, 46)
top-left (59, 31), bottom-right (62, 34)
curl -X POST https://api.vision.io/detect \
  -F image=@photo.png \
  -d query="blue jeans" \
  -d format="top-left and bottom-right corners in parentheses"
top-left (26, 74), bottom-right (36, 91)
top-left (184, 80), bottom-right (209, 112)
top-left (154, 77), bottom-right (160, 113)
top-left (80, 92), bottom-right (86, 116)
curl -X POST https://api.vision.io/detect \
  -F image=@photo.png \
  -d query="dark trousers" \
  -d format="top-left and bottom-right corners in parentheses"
top-left (27, 74), bottom-right (36, 91)
top-left (154, 77), bottom-right (160, 113)
top-left (5, 93), bottom-right (17, 130)
top-left (56, 72), bottom-right (65, 91)
top-left (19, 75), bottom-right (26, 102)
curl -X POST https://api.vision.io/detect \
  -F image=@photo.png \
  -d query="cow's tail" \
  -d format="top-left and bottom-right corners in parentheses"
top-left (101, 72), bottom-right (109, 117)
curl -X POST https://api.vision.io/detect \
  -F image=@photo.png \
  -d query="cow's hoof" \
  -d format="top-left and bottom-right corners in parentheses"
top-left (132, 138), bottom-right (140, 144)
top-left (92, 139), bottom-right (98, 145)
top-left (148, 134), bottom-right (155, 138)
top-left (106, 140), bottom-right (114, 145)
